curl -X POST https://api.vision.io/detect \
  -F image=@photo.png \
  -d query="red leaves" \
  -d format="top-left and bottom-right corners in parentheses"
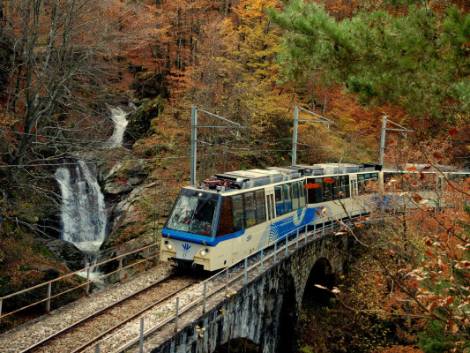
top-left (412, 193), bottom-right (423, 203)
top-left (433, 151), bottom-right (444, 160)
top-left (448, 128), bottom-right (458, 137)
top-left (445, 296), bottom-right (454, 306)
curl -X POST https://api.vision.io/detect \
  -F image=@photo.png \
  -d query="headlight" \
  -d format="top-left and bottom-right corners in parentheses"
top-left (199, 248), bottom-right (209, 256)
top-left (166, 243), bottom-right (173, 250)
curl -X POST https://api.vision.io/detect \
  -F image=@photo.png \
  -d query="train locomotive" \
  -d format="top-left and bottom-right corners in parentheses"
top-left (160, 163), bottom-right (384, 271)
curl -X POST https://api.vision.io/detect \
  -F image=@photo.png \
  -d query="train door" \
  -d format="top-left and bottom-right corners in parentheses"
top-left (265, 188), bottom-right (275, 245)
top-left (350, 175), bottom-right (358, 197)
top-left (266, 192), bottom-right (275, 221)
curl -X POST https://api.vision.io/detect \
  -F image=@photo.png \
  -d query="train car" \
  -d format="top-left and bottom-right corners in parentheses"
top-left (382, 165), bottom-right (470, 210)
top-left (160, 163), bottom-right (382, 271)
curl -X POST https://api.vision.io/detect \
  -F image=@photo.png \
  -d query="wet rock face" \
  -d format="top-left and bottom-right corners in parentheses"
top-left (103, 159), bottom-right (149, 195)
top-left (125, 96), bottom-right (164, 144)
top-left (41, 238), bottom-right (86, 271)
top-left (104, 182), bottom-right (160, 250)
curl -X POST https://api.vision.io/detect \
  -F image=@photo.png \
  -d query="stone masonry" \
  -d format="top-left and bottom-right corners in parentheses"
top-left (150, 235), bottom-right (353, 353)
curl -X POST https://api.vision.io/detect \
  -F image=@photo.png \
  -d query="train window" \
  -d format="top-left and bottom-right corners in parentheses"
top-left (166, 190), bottom-right (218, 235)
top-left (323, 177), bottom-right (336, 201)
top-left (217, 197), bottom-right (236, 236)
top-left (336, 175), bottom-right (350, 199)
top-left (284, 184), bottom-right (293, 213)
top-left (306, 178), bottom-right (323, 204)
top-left (357, 174), bottom-right (366, 194)
top-left (244, 192), bottom-right (257, 227)
top-left (255, 189), bottom-right (266, 224)
top-left (232, 194), bottom-right (245, 230)
top-left (298, 181), bottom-right (306, 207)
top-left (358, 173), bottom-right (378, 194)
top-left (275, 185), bottom-right (285, 215)
top-left (292, 182), bottom-right (300, 209)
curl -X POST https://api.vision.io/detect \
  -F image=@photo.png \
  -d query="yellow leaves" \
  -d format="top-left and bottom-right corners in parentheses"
top-left (0, 112), bottom-right (19, 127)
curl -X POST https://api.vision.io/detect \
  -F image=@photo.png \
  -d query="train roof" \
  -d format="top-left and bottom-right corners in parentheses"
top-left (198, 163), bottom-right (381, 192)
top-left (383, 164), bottom-right (470, 173)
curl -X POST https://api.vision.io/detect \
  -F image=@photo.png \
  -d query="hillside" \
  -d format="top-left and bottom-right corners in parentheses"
top-left (0, 0), bottom-right (468, 351)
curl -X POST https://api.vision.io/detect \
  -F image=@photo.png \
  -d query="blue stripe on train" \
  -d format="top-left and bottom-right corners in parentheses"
top-left (162, 207), bottom-right (318, 247)
top-left (269, 207), bottom-right (317, 242)
top-left (162, 228), bottom-right (244, 246)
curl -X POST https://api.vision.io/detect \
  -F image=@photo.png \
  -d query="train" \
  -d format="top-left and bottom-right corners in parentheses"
top-left (160, 163), bottom-right (469, 271)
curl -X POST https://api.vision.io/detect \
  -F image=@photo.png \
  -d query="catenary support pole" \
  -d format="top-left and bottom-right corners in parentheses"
top-left (190, 106), bottom-right (198, 186)
top-left (292, 106), bottom-right (299, 166)
top-left (379, 115), bottom-right (387, 166)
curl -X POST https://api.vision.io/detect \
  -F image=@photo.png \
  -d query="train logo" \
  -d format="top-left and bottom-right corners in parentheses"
top-left (182, 242), bottom-right (192, 256)
top-left (268, 225), bottom-right (280, 242)
top-left (292, 207), bottom-right (307, 226)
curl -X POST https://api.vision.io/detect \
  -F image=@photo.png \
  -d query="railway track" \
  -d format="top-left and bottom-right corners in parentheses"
top-left (20, 275), bottom-right (198, 353)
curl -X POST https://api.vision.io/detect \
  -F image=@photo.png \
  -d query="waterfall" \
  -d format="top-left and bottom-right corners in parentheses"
top-left (107, 107), bottom-right (129, 148)
top-left (55, 160), bottom-right (107, 254)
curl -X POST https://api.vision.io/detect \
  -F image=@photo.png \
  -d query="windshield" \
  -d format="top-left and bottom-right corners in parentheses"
top-left (166, 189), bottom-right (218, 236)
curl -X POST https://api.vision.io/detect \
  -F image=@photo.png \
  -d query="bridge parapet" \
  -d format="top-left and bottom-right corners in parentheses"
top-left (111, 220), bottom-right (354, 353)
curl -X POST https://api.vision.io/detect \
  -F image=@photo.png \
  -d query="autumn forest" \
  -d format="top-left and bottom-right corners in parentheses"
top-left (0, 1), bottom-right (469, 353)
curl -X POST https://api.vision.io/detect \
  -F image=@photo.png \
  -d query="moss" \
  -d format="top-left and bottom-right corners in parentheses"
top-left (126, 96), bottom-right (164, 142)
top-left (32, 243), bottom-right (55, 259)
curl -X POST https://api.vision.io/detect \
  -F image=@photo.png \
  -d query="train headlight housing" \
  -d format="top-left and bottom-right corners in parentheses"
top-left (199, 248), bottom-right (209, 257)
top-left (164, 241), bottom-right (173, 251)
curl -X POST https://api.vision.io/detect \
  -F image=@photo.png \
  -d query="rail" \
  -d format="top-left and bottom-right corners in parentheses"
top-left (91, 213), bottom-right (360, 353)
top-left (0, 242), bottom-right (159, 322)
top-left (18, 276), bottom-right (195, 353)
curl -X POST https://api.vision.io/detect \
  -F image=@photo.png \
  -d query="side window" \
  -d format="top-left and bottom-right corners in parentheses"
top-left (275, 185), bottom-right (284, 215)
top-left (244, 192), bottom-right (256, 227)
top-left (284, 184), bottom-right (292, 213)
top-left (336, 175), bottom-right (350, 199)
top-left (358, 174), bottom-right (366, 194)
top-left (298, 181), bottom-right (306, 207)
top-left (323, 177), bottom-right (336, 201)
top-left (306, 178), bottom-right (323, 203)
top-left (232, 194), bottom-right (245, 230)
top-left (292, 182), bottom-right (300, 209)
top-left (344, 175), bottom-right (351, 198)
top-left (255, 189), bottom-right (266, 224)
top-left (358, 173), bottom-right (378, 194)
top-left (217, 197), bottom-right (235, 236)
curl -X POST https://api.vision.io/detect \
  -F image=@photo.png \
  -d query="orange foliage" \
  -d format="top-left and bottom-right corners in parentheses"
top-left (378, 346), bottom-right (424, 353)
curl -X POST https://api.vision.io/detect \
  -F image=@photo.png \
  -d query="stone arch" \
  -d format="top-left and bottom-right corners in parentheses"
top-left (213, 338), bottom-right (261, 353)
top-left (302, 257), bottom-right (336, 307)
top-left (275, 274), bottom-right (298, 353)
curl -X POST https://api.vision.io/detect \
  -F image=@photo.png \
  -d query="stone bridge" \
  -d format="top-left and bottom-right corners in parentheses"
top-left (148, 234), bottom-right (354, 353)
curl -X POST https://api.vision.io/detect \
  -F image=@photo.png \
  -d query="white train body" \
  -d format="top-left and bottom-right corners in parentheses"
top-left (160, 163), bottom-right (468, 271)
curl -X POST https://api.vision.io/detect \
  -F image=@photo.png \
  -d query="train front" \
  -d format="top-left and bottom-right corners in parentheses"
top-left (160, 187), bottom-right (220, 271)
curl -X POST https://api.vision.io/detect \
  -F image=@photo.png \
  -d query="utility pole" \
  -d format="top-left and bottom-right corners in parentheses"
top-left (190, 107), bottom-right (244, 186)
top-left (378, 115), bottom-right (412, 167)
top-left (291, 105), bottom-right (333, 166)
